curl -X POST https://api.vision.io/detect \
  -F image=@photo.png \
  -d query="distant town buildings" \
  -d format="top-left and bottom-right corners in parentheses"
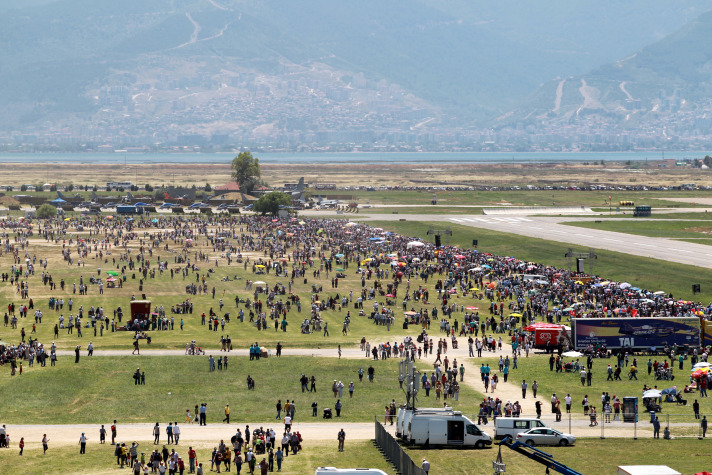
top-left (2, 62), bottom-right (712, 153)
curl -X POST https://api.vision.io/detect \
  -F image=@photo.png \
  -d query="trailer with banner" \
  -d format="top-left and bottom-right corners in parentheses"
top-left (572, 317), bottom-right (700, 349)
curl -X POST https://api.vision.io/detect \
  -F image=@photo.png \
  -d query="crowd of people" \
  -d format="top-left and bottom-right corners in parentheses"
top-left (2, 206), bottom-right (712, 472)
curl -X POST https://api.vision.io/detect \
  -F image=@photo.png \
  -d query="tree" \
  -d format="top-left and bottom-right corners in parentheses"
top-left (204, 183), bottom-right (212, 192)
top-left (231, 151), bottom-right (261, 194)
top-left (36, 203), bottom-right (57, 219)
top-left (253, 192), bottom-right (292, 216)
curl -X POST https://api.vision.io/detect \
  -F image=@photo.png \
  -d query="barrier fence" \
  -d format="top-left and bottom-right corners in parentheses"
top-left (475, 412), bottom-right (711, 440)
top-left (374, 418), bottom-right (426, 475)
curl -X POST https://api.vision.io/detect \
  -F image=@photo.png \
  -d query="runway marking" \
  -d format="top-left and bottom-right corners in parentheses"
top-left (669, 248), bottom-right (693, 253)
top-left (449, 217), bottom-right (535, 225)
top-left (603, 238), bottom-right (622, 242)
top-left (635, 243), bottom-right (655, 247)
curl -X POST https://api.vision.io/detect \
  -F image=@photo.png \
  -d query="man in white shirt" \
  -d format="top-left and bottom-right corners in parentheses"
top-left (284, 415), bottom-right (292, 432)
top-left (565, 394), bottom-right (572, 413)
top-left (173, 423), bottom-right (181, 444)
top-left (551, 393), bottom-right (558, 413)
top-left (422, 458), bottom-right (430, 474)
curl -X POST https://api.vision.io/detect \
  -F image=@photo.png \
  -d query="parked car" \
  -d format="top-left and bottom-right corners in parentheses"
top-left (494, 417), bottom-right (549, 440)
top-left (516, 428), bottom-right (576, 447)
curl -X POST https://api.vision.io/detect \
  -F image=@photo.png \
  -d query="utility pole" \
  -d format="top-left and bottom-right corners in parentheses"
top-left (399, 357), bottom-right (420, 410)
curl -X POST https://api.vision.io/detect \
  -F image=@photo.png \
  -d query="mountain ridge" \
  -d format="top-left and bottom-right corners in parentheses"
top-left (2, 0), bottom-right (712, 148)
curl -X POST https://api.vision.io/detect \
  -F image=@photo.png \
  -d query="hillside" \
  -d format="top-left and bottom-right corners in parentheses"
top-left (498, 9), bottom-right (712, 140)
top-left (1, 0), bottom-right (711, 147)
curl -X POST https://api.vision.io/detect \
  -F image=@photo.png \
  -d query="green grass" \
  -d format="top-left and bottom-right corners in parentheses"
top-left (361, 207), bottom-right (485, 215)
top-left (475, 355), bottom-right (710, 422)
top-left (366, 219), bottom-right (712, 302)
top-left (405, 438), bottom-right (712, 474)
top-left (0, 246), bottom-right (425, 350)
top-left (563, 218), bottom-right (712, 242)
top-left (0, 356), bottom-right (479, 424)
top-left (593, 212), bottom-right (712, 220)
top-left (0, 439), bottom-right (397, 475)
top-left (321, 189), bottom-right (712, 208)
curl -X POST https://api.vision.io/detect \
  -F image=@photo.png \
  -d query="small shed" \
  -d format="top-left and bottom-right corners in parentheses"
top-left (130, 300), bottom-right (152, 322)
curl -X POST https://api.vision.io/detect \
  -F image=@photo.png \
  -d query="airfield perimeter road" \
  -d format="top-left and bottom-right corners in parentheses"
top-left (302, 211), bottom-right (712, 269)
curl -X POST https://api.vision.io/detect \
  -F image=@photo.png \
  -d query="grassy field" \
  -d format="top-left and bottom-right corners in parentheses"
top-left (564, 218), bottom-right (712, 243)
top-left (405, 438), bottom-right (712, 474)
top-left (0, 232), bottom-right (427, 350)
top-left (0, 355), bottom-right (480, 424)
top-left (474, 355), bottom-right (709, 422)
top-left (366, 219), bottom-right (712, 303)
top-left (610, 212), bottom-right (712, 220)
top-left (318, 189), bottom-right (712, 208)
top-left (361, 206), bottom-right (486, 215)
top-left (0, 438), bottom-right (397, 475)
top-left (5, 173), bottom-right (712, 474)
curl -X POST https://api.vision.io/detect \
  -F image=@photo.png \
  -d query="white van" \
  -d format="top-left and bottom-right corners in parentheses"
top-left (407, 412), bottom-right (492, 448)
top-left (396, 406), bottom-right (454, 439)
top-left (494, 417), bottom-right (548, 440)
top-left (315, 469), bottom-right (388, 475)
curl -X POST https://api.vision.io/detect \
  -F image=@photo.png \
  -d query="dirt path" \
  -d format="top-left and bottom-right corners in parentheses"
top-left (174, 13), bottom-right (201, 49)
top-left (6, 422), bottom-right (387, 449)
top-left (553, 79), bottom-right (565, 113)
top-left (619, 81), bottom-right (635, 101)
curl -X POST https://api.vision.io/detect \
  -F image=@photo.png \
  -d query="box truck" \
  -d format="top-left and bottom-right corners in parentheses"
top-left (406, 411), bottom-right (492, 448)
top-left (396, 406), bottom-right (454, 439)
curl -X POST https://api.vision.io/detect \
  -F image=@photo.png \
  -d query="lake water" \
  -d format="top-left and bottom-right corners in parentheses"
top-left (0, 151), bottom-right (700, 164)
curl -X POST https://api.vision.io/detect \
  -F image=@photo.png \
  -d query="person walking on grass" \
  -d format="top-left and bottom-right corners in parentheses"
top-left (79, 432), bottom-right (87, 454)
top-left (337, 428), bottom-right (345, 452)
top-left (42, 434), bottom-right (49, 455)
top-left (702, 416), bottom-right (708, 438)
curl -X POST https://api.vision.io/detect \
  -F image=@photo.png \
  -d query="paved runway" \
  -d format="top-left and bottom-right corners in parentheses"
top-left (330, 212), bottom-right (712, 269)
top-left (447, 215), bottom-right (712, 268)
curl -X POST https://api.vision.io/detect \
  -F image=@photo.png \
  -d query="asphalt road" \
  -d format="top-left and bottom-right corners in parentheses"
top-left (333, 212), bottom-right (712, 269)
